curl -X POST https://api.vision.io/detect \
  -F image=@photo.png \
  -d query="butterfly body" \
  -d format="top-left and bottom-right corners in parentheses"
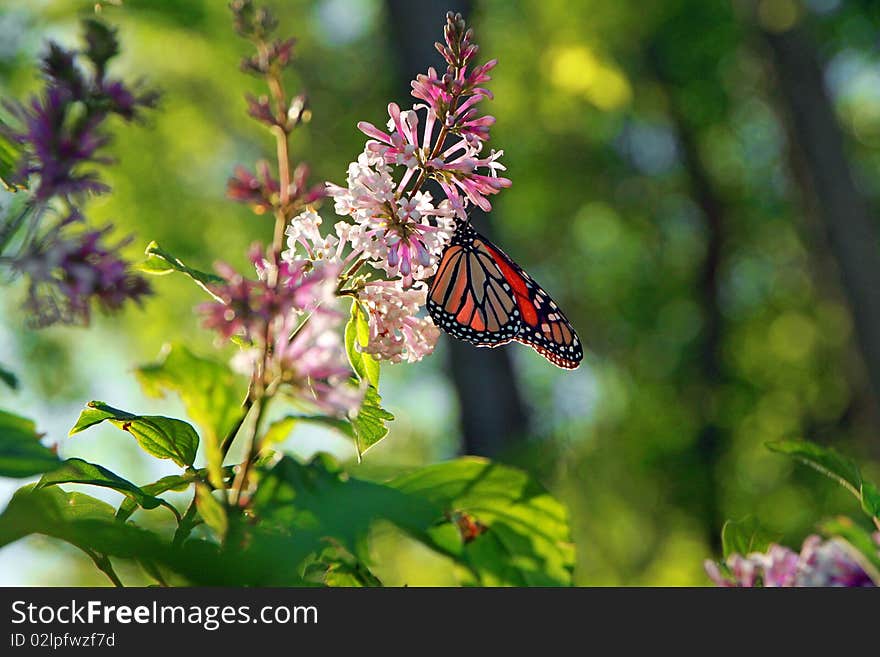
top-left (427, 220), bottom-right (583, 369)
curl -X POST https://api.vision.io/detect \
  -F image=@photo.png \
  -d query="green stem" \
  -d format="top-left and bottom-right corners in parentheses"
top-left (172, 497), bottom-right (200, 548)
top-left (82, 548), bottom-right (124, 587)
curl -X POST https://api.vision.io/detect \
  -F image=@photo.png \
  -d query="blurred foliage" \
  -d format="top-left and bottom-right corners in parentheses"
top-left (2, 0), bottom-right (880, 585)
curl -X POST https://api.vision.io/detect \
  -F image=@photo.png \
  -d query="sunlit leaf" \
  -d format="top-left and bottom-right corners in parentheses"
top-left (345, 300), bottom-right (380, 388)
top-left (137, 241), bottom-right (224, 300)
top-left (390, 457), bottom-right (575, 586)
top-left (116, 471), bottom-right (200, 521)
top-left (70, 401), bottom-right (199, 468)
top-left (0, 410), bottom-right (61, 478)
top-left (36, 458), bottom-right (178, 519)
top-left (195, 483), bottom-right (227, 540)
top-left (137, 344), bottom-right (246, 487)
top-left (349, 385), bottom-right (393, 459)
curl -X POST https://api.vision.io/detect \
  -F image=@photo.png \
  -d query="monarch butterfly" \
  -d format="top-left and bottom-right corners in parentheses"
top-left (427, 220), bottom-right (583, 369)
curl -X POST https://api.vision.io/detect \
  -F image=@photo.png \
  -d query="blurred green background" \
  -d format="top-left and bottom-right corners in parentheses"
top-left (2, 0), bottom-right (880, 586)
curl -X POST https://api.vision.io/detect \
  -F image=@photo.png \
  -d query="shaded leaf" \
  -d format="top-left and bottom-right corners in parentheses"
top-left (137, 241), bottom-right (224, 300)
top-left (389, 457), bottom-right (575, 586)
top-left (137, 344), bottom-right (246, 487)
top-left (36, 458), bottom-right (178, 519)
top-left (0, 410), bottom-right (61, 478)
top-left (768, 440), bottom-right (880, 521)
top-left (252, 454), bottom-right (439, 565)
top-left (0, 364), bottom-right (18, 390)
top-left (70, 401), bottom-right (199, 467)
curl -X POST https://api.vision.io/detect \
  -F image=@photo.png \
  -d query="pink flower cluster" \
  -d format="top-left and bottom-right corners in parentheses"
top-left (324, 12), bottom-right (508, 363)
top-left (705, 534), bottom-right (879, 587)
top-left (200, 243), bottom-right (360, 417)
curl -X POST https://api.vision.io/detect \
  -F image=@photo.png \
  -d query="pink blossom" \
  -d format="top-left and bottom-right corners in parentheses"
top-left (358, 280), bottom-right (440, 363)
top-left (705, 535), bottom-right (878, 587)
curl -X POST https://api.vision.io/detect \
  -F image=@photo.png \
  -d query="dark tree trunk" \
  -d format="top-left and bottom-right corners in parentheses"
top-left (385, 0), bottom-right (530, 457)
top-left (765, 25), bottom-right (880, 411)
top-left (647, 44), bottom-right (728, 551)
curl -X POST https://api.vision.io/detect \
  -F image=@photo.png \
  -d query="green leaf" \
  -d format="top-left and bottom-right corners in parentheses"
top-left (70, 401), bottom-right (199, 468)
top-left (137, 241), bottom-right (224, 300)
top-left (861, 482), bottom-right (880, 519)
top-left (720, 517), bottom-right (775, 558)
top-left (345, 300), bottom-right (380, 388)
top-left (195, 484), bottom-right (228, 540)
top-left (0, 410), bottom-right (61, 478)
top-left (0, 484), bottom-right (164, 557)
top-left (767, 440), bottom-right (861, 496)
top-left (350, 385), bottom-right (394, 459)
top-left (136, 344), bottom-right (246, 487)
top-left (116, 472), bottom-right (199, 522)
top-left (262, 414), bottom-right (354, 448)
top-left (389, 457), bottom-right (575, 586)
top-left (768, 440), bottom-right (880, 521)
top-left (0, 119), bottom-right (25, 192)
top-left (36, 458), bottom-right (179, 520)
top-left (0, 364), bottom-right (18, 390)
top-left (252, 454), bottom-right (440, 566)
top-left (303, 545), bottom-right (382, 587)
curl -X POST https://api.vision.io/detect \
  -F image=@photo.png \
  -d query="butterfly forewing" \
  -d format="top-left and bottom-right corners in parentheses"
top-left (428, 221), bottom-right (583, 370)
top-left (428, 222), bottom-right (522, 346)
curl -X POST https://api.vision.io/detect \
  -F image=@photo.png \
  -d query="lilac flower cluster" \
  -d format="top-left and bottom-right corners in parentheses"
top-left (323, 12), bottom-right (508, 363)
top-left (200, 2), bottom-right (359, 418)
top-left (705, 534), bottom-right (879, 587)
top-left (15, 227), bottom-right (150, 327)
top-left (1, 19), bottom-right (155, 326)
top-left (199, 245), bottom-right (359, 417)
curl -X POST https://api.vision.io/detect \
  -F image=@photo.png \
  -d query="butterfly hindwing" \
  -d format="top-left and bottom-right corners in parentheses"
top-left (428, 221), bottom-right (583, 370)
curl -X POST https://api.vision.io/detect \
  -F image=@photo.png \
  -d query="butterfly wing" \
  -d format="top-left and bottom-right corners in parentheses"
top-left (476, 235), bottom-right (583, 370)
top-left (427, 222), bottom-right (522, 346)
top-left (428, 221), bottom-right (583, 370)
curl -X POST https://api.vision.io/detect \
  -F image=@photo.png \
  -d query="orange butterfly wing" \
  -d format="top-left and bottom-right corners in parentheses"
top-left (428, 221), bottom-right (583, 370)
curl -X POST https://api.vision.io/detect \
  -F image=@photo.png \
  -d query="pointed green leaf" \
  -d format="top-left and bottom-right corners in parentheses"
top-left (70, 401), bottom-right (199, 468)
top-left (116, 471), bottom-right (199, 521)
top-left (349, 385), bottom-right (393, 458)
top-left (137, 241), bottom-right (224, 300)
top-left (768, 440), bottom-right (880, 521)
top-left (0, 410), bottom-right (61, 477)
top-left (136, 344), bottom-right (246, 487)
top-left (767, 440), bottom-right (862, 496)
top-left (36, 458), bottom-right (179, 519)
top-left (345, 300), bottom-right (380, 388)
